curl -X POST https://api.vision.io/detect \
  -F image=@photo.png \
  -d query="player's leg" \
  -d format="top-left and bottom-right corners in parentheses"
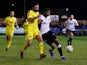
top-left (36, 34), bottom-right (46, 59)
top-left (6, 30), bottom-right (13, 51)
top-left (20, 39), bottom-right (32, 59)
top-left (21, 40), bottom-right (32, 52)
top-left (67, 31), bottom-right (74, 45)
top-left (69, 32), bottom-right (73, 45)
top-left (20, 32), bottom-right (33, 59)
top-left (53, 38), bottom-right (62, 55)
top-left (47, 31), bottom-right (63, 57)
top-left (49, 43), bottom-right (55, 57)
top-left (50, 32), bottom-right (66, 60)
top-left (6, 35), bottom-right (12, 51)
top-left (42, 33), bottom-right (55, 57)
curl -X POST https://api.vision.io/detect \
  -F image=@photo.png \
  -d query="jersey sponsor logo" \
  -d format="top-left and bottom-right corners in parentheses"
top-left (43, 22), bottom-right (46, 24)
top-left (9, 22), bottom-right (13, 23)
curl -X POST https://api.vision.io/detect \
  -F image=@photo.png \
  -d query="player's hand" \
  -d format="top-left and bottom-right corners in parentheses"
top-left (6, 23), bottom-right (9, 26)
top-left (16, 26), bottom-right (19, 29)
top-left (38, 18), bottom-right (43, 24)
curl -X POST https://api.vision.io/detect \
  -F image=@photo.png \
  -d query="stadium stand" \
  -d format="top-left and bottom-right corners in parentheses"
top-left (0, 18), bottom-right (87, 35)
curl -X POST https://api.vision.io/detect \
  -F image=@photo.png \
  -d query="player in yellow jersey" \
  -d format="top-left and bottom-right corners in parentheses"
top-left (4, 11), bottom-right (19, 51)
top-left (20, 3), bottom-right (46, 59)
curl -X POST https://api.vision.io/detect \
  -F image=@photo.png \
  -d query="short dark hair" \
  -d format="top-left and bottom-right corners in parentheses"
top-left (44, 8), bottom-right (50, 11)
top-left (33, 3), bottom-right (39, 7)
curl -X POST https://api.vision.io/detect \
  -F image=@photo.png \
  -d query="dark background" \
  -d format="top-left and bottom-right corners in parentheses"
top-left (0, 0), bottom-right (87, 19)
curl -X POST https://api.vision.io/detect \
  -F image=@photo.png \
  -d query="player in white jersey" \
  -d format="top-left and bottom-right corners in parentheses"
top-left (39, 8), bottom-right (66, 60)
top-left (65, 15), bottom-right (79, 46)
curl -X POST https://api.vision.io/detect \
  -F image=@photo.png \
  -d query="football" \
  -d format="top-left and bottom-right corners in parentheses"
top-left (62, 28), bottom-right (66, 34)
top-left (66, 45), bottom-right (73, 52)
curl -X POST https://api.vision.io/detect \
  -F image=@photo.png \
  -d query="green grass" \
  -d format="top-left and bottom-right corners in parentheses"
top-left (0, 35), bottom-right (87, 65)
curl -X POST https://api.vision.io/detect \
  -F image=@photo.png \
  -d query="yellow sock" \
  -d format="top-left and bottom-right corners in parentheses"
top-left (7, 40), bottom-right (12, 49)
top-left (39, 42), bottom-right (43, 54)
top-left (21, 43), bottom-right (29, 52)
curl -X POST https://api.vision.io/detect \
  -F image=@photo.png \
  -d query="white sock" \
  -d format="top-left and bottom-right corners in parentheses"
top-left (57, 44), bottom-right (62, 48)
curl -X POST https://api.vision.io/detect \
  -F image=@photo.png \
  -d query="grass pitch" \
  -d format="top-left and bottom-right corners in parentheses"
top-left (0, 35), bottom-right (87, 65)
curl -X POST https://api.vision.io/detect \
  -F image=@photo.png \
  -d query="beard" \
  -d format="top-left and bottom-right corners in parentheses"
top-left (33, 9), bottom-right (39, 12)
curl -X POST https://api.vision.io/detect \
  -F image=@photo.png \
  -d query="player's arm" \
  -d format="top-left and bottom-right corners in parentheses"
top-left (64, 21), bottom-right (68, 29)
top-left (23, 23), bottom-right (25, 28)
top-left (75, 20), bottom-right (79, 26)
top-left (15, 19), bottom-right (19, 29)
top-left (27, 11), bottom-right (40, 23)
top-left (15, 22), bottom-right (19, 29)
top-left (38, 18), bottom-right (43, 24)
top-left (64, 21), bottom-right (68, 30)
top-left (64, 22), bottom-right (67, 28)
top-left (27, 15), bottom-right (40, 22)
top-left (38, 15), bottom-right (44, 24)
top-left (4, 17), bottom-right (9, 26)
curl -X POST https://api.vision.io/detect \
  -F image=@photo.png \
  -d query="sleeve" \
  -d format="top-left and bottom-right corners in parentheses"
top-left (27, 10), bottom-right (33, 18)
top-left (39, 15), bottom-right (44, 20)
top-left (4, 17), bottom-right (8, 23)
top-left (40, 15), bottom-right (47, 23)
top-left (49, 16), bottom-right (52, 23)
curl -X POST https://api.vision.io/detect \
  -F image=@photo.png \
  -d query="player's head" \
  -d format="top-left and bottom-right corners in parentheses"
top-left (44, 8), bottom-right (50, 16)
top-left (10, 11), bottom-right (15, 17)
top-left (70, 14), bottom-right (74, 20)
top-left (32, 3), bottom-right (39, 12)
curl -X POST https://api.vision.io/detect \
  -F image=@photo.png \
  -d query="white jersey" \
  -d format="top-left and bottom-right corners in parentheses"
top-left (40, 15), bottom-right (52, 34)
top-left (65, 18), bottom-right (77, 31)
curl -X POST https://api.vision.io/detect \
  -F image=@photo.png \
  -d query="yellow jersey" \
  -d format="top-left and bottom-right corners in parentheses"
top-left (4, 16), bottom-right (17, 30)
top-left (27, 10), bottom-right (39, 30)
top-left (23, 21), bottom-right (28, 33)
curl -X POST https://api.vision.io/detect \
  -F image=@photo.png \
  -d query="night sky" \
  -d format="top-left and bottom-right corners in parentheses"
top-left (0, 0), bottom-right (87, 19)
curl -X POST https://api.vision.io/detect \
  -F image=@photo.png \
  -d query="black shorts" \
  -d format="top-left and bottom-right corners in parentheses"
top-left (42, 31), bottom-right (56, 45)
top-left (67, 29), bottom-right (75, 34)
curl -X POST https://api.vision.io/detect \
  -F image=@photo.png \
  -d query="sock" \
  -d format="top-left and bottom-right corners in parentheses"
top-left (70, 38), bottom-right (72, 45)
top-left (68, 39), bottom-right (70, 45)
top-left (68, 38), bottom-right (72, 45)
top-left (21, 43), bottom-right (29, 52)
top-left (6, 40), bottom-right (12, 49)
top-left (57, 44), bottom-right (63, 56)
top-left (49, 46), bottom-right (55, 51)
top-left (39, 42), bottom-right (43, 54)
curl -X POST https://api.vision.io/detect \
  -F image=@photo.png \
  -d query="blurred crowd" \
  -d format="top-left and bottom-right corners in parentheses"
top-left (0, 18), bottom-right (87, 35)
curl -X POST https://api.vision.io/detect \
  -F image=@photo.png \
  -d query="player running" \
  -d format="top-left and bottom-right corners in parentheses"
top-left (39, 8), bottom-right (66, 60)
top-left (4, 11), bottom-right (19, 51)
top-left (20, 3), bottom-right (46, 59)
top-left (64, 15), bottom-right (79, 47)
